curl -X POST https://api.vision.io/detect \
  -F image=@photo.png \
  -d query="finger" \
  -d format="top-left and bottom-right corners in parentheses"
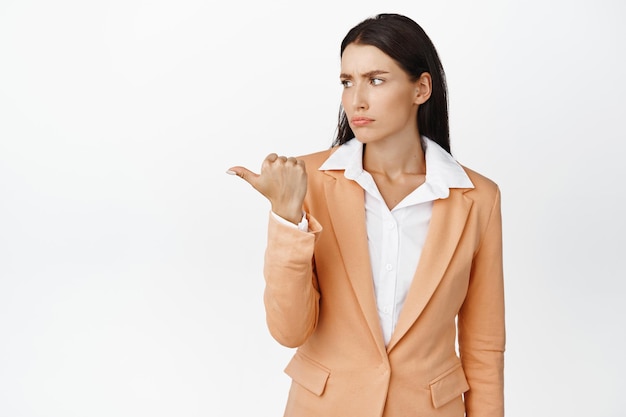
top-left (226, 166), bottom-right (259, 186)
top-left (286, 156), bottom-right (298, 165)
top-left (262, 153), bottom-right (287, 171)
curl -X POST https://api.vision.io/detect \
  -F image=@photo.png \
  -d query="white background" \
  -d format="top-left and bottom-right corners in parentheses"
top-left (1, 0), bottom-right (625, 416)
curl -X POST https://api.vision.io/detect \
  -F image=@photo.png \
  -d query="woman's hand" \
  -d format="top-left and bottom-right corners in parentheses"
top-left (227, 153), bottom-right (307, 225)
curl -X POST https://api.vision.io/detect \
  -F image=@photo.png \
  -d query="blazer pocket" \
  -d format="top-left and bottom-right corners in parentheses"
top-left (429, 363), bottom-right (470, 409)
top-left (284, 351), bottom-right (330, 396)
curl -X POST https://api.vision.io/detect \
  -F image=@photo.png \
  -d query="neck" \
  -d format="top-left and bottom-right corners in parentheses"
top-left (363, 134), bottom-right (426, 178)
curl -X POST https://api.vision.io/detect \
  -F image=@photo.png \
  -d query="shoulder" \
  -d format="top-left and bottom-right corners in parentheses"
top-left (462, 166), bottom-right (498, 190)
top-left (297, 148), bottom-right (334, 169)
top-left (298, 149), bottom-right (336, 196)
top-left (461, 165), bottom-right (501, 205)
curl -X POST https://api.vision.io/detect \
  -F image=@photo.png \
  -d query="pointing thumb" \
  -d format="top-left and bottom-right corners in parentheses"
top-left (226, 166), bottom-right (259, 186)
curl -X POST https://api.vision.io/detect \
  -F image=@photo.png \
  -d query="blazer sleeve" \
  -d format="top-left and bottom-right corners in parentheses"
top-left (262, 212), bottom-right (322, 348)
top-left (458, 186), bottom-right (505, 417)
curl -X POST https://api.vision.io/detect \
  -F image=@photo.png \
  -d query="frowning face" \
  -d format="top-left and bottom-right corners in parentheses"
top-left (340, 43), bottom-right (430, 146)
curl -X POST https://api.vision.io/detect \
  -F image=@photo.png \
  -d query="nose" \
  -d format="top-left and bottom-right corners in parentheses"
top-left (349, 82), bottom-right (368, 110)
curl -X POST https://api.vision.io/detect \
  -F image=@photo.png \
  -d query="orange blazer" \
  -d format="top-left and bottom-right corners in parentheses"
top-left (263, 147), bottom-right (505, 417)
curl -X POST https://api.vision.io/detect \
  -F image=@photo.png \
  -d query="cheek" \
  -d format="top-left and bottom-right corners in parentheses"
top-left (383, 90), bottom-right (416, 116)
top-left (341, 91), bottom-right (351, 113)
top-left (341, 88), bottom-right (349, 101)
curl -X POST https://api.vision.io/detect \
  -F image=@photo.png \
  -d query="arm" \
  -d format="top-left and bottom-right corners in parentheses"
top-left (458, 187), bottom-right (505, 417)
top-left (227, 153), bottom-right (316, 347)
top-left (263, 213), bottom-right (322, 348)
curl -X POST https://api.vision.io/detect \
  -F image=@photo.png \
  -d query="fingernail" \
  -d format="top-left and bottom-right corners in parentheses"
top-left (226, 169), bottom-right (237, 175)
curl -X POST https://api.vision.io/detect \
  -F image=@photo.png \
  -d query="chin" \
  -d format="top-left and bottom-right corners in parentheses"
top-left (354, 133), bottom-right (383, 144)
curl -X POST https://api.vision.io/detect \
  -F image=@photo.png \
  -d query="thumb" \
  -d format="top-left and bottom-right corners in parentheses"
top-left (226, 166), bottom-right (259, 187)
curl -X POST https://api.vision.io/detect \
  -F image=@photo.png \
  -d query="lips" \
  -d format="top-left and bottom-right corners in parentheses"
top-left (351, 116), bottom-right (373, 127)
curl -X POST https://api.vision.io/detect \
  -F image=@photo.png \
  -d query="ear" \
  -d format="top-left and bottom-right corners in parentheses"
top-left (413, 72), bottom-right (432, 105)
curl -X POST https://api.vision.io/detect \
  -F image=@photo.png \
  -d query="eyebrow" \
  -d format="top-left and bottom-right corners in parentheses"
top-left (339, 70), bottom-right (390, 79)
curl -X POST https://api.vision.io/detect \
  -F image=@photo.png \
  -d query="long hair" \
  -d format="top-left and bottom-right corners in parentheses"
top-left (332, 13), bottom-right (451, 154)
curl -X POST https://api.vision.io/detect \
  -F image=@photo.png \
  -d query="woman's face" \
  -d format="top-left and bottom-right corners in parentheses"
top-left (340, 43), bottom-right (427, 145)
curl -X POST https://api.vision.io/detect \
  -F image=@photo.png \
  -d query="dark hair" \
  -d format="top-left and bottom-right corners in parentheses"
top-left (332, 13), bottom-right (451, 154)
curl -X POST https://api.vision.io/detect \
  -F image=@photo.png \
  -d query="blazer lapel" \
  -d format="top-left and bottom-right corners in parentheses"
top-left (323, 171), bottom-right (387, 355)
top-left (387, 189), bottom-right (473, 352)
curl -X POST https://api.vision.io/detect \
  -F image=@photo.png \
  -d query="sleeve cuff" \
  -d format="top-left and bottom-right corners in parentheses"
top-left (271, 211), bottom-right (309, 232)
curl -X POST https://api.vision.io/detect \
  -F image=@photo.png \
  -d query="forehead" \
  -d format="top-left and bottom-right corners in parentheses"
top-left (340, 43), bottom-right (399, 73)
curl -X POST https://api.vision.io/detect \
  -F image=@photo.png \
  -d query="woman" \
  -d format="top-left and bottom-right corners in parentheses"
top-left (227, 13), bottom-right (504, 417)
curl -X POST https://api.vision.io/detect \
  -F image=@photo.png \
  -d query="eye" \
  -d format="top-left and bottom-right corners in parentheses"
top-left (341, 79), bottom-right (353, 88)
top-left (370, 78), bottom-right (384, 86)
